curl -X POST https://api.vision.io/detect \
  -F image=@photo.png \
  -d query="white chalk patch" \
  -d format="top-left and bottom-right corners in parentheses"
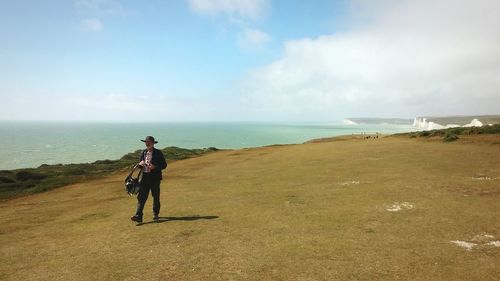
top-left (386, 202), bottom-right (414, 212)
top-left (452, 234), bottom-right (499, 251)
top-left (472, 176), bottom-right (499, 180)
top-left (471, 233), bottom-right (495, 243)
top-left (451, 240), bottom-right (477, 251)
top-left (486, 241), bottom-right (500, 247)
top-left (386, 205), bottom-right (402, 212)
top-left (339, 181), bottom-right (360, 186)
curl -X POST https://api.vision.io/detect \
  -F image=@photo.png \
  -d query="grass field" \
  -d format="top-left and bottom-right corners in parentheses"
top-left (1, 135), bottom-right (499, 280)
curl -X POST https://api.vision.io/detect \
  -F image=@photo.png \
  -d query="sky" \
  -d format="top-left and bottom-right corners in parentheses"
top-left (1, 0), bottom-right (499, 122)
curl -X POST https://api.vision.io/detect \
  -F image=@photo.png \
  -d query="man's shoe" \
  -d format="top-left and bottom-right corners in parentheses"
top-left (153, 214), bottom-right (159, 222)
top-left (130, 215), bottom-right (143, 223)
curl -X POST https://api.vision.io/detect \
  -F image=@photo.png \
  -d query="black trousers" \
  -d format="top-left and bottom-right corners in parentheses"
top-left (135, 174), bottom-right (161, 217)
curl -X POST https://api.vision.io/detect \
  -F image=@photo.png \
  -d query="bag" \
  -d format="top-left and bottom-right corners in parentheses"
top-left (125, 165), bottom-right (143, 195)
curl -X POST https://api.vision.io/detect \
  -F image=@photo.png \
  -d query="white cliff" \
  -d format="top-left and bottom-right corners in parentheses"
top-left (412, 117), bottom-right (483, 131)
top-left (412, 117), bottom-right (445, 130)
top-left (343, 119), bottom-right (357, 125)
top-left (463, 119), bottom-right (483, 127)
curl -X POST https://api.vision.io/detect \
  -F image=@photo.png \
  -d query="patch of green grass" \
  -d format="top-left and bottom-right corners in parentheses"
top-left (396, 124), bottom-right (500, 141)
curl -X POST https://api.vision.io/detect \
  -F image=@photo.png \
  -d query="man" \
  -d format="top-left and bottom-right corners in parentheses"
top-left (131, 136), bottom-right (167, 223)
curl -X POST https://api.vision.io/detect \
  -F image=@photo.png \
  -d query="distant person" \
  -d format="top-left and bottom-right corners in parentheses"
top-left (131, 136), bottom-right (167, 223)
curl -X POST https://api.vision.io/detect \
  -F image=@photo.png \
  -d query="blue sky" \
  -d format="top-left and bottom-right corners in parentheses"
top-left (1, 0), bottom-right (499, 122)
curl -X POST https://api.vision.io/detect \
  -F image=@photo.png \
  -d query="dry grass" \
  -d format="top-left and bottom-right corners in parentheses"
top-left (1, 135), bottom-right (499, 281)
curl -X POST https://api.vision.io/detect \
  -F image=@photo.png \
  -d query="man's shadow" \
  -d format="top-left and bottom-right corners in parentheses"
top-left (136, 215), bottom-right (218, 226)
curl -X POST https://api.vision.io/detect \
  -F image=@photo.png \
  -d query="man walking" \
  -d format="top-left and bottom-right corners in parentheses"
top-left (131, 136), bottom-right (167, 223)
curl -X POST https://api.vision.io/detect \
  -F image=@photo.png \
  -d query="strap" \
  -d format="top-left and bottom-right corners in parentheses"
top-left (126, 165), bottom-right (136, 178)
top-left (127, 164), bottom-right (143, 178)
top-left (137, 166), bottom-right (143, 181)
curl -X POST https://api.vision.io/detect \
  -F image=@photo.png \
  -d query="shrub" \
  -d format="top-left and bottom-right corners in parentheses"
top-left (64, 168), bottom-right (87, 176)
top-left (93, 159), bottom-right (118, 165)
top-left (482, 124), bottom-right (500, 134)
top-left (449, 128), bottom-right (464, 135)
top-left (443, 133), bottom-right (459, 142)
top-left (0, 176), bottom-right (15, 183)
top-left (15, 171), bottom-right (48, 181)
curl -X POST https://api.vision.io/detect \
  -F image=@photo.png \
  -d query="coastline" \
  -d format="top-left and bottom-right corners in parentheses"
top-left (0, 122), bottom-right (414, 170)
top-left (1, 124), bottom-right (499, 201)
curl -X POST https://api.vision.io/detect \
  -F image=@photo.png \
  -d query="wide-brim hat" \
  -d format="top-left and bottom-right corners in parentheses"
top-left (141, 136), bottom-right (158, 144)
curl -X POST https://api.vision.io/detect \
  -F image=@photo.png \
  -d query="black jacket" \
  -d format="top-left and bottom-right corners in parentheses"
top-left (140, 148), bottom-right (167, 181)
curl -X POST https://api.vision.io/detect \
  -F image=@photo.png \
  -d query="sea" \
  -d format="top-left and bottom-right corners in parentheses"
top-left (0, 122), bottom-right (414, 170)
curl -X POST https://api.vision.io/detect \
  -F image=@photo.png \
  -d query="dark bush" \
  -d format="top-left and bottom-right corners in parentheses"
top-left (93, 159), bottom-right (118, 165)
top-left (15, 171), bottom-right (48, 181)
top-left (64, 168), bottom-right (87, 175)
top-left (449, 128), bottom-right (464, 135)
top-left (443, 133), bottom-right (459, 142)
top-left (482, 124), bottom-right (500, 134)
top-left (0, 176), bottom-right (15, 183)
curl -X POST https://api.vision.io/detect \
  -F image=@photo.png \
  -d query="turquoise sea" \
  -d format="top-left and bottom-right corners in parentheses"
top-left (0, 122), bottom-right (413, 170)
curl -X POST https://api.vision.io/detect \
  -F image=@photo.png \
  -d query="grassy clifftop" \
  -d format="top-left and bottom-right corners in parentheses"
top-left (422, 115), bottom-right (500, 125)
top-left (0, 146), bottom-right (218, 200)
top-left (0, 134), bottom-right (499, 280)
top-left (396, 124), bottom-right (500, 142)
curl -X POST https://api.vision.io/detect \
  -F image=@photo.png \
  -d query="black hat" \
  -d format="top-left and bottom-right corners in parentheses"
top-left (141, 136), bottom-right (158, 144)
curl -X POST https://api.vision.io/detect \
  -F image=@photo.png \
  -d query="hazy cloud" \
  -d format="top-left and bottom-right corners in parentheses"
top-left (81, 18), bottom-right (103, 32)
top-left (74, 0), bottom-right (126, 17)
top-left (188, 0), bottom-right (272, 53)
top-left (74, 0), bottom-right (126, 32)
top-left (237, 28), bottom-right (271, 51)
top-left (244, 0), bottom-right (500, 119)
top-left (188, 0), bottom-right (270, 21)
top-left (0, 93), bottom-right (239, 122)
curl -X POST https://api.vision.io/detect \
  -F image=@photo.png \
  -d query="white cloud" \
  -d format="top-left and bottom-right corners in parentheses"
top-left (188, 0), bottom-right (270, 21)
top-left (243, 0), bottom-right (500, 120)
top-left (74, 0), bottom-right (126, 32)
top-left (81, 18), bottom-right (103, 32)
top-left (74, 0), bottom-right (126, 17)
top-left (237, 28), bottom-right (271, 51)
top-left (188, 0), bottom-right (272, 53)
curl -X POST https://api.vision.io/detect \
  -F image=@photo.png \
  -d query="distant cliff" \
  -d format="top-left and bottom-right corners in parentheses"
top-left (412, 115), bottom-right (500, 130)
top-left (343, 118), bottom-right (413, 125)
top-left (343, 115), bottom-right (500, 130)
